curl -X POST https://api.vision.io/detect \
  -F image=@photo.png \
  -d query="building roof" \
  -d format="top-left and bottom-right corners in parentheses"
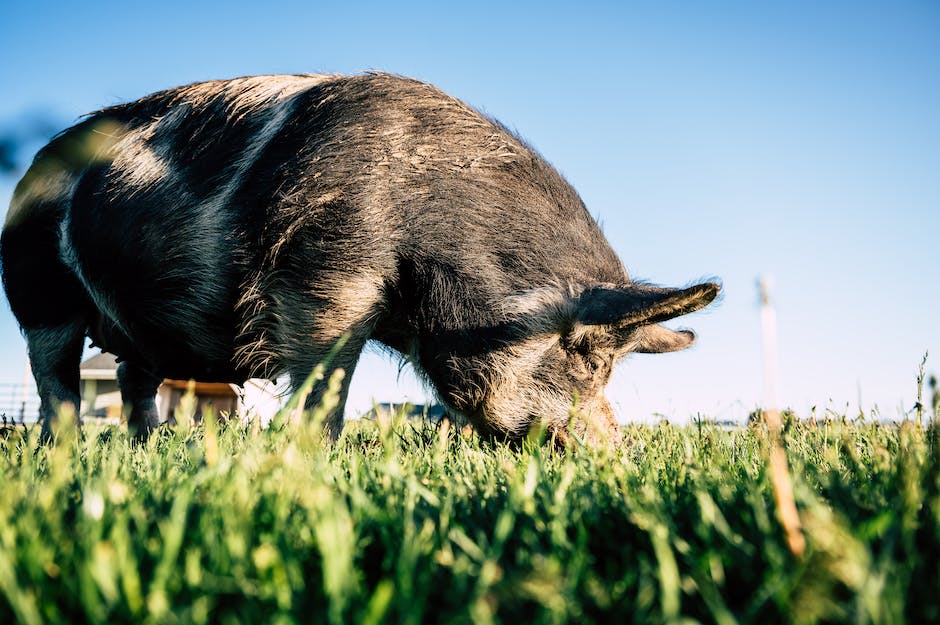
top-left (80, 351), bottom-right (118, 380)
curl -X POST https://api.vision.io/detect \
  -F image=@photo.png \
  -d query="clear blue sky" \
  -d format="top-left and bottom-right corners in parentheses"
top-left (1, 0), bottom-right (937, 421)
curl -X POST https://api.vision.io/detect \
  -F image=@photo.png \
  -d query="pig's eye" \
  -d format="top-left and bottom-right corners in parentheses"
top-left (562, 338), bottom-right (606, 375)
top-left (584, 353), bottom-right (605, 373)
top-left (571, 345), bottom-right (604, 373)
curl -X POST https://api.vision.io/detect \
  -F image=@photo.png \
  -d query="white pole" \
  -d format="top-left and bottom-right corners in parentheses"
top-left (757, 274), bottom-right (804, 557)
top-left (759, 275), bottom-right (780, 411)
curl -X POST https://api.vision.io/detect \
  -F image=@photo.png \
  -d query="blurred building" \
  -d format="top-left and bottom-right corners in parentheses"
top-left (79, 351), bottom-right (281, 425)
top-left (365, 402), bottom-right (448, 422)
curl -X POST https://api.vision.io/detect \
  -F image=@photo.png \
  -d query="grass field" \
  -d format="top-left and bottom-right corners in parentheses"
top-left (0, 396), bottom-right (938, 624)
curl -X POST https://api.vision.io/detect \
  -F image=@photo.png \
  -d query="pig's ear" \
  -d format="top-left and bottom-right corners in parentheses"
top-left (576, 282), bottom-right (720, 327)
top-left (633, 325), bottom-right (696, 353)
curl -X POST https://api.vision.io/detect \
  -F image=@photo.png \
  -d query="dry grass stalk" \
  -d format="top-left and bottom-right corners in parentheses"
top-left (763, 408), bottom-right (805, 557)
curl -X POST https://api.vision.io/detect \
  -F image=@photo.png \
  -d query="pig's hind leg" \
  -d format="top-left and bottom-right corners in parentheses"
top-left (117, 361), bottom-right (163, 442)
top-left (1, 207), bottom-right (90, 442)
top-left (25, 324), bottom-right (86, 442)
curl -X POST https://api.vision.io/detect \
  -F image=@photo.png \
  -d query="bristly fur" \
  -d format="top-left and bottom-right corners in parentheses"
top-left (0, 72), bottom-right (719, 443)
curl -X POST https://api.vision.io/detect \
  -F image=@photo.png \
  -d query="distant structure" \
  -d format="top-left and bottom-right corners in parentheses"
top-left (79, 351), bottom-right (281, 425)
top-left (0, 382), bottom-right (40, 424)
top-left (9, 352), bottom-right (441, 427)
top-left (79, 352), bottom-right (122, 421)
top-left (365, 402), bottom-right (448, 422)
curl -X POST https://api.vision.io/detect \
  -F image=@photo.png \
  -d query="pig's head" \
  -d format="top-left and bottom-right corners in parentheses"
top-left (431, 281), bottom-right (720, 445)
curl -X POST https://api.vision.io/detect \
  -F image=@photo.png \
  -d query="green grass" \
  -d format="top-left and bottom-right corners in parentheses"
top-left (0, 407), bottom-right (938, 625)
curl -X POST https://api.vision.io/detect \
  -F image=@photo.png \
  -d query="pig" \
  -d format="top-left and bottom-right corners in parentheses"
top-left (0, 73), bottom-right (719, 444)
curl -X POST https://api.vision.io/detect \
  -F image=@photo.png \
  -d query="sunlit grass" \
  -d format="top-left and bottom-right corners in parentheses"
top-left (0, 404), bottom-right (938, 624)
